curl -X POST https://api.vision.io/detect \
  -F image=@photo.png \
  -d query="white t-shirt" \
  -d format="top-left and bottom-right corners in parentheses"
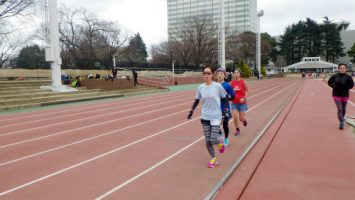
top-left (195, 82), bottom-right (227, 121)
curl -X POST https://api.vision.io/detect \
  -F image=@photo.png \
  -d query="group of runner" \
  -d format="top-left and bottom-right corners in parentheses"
top-left (187, 63), bottom-right (353, 168)
top-left (187, 64), bottom-right (248, 168)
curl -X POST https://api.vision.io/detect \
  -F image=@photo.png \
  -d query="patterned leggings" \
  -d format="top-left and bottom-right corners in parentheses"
top-left (201, 119), bottom-right (221, 158)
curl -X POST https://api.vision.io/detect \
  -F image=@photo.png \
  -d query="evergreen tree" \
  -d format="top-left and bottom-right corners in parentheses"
top-left (261, 66), bottom-right (267, 76)
top-left (261, 32), bottom-right (278, 64)
top-left (279, 17), bottom-right (346, 65)
top-left (17, 45), bottom-right (47, 69)
top-left (348, 43), bottom-right (355, 63)
top-left (304, 18), bottom-right (322, 57)
top-left (320, 17), bottom-right (345, 62)
top-left (237, 61), bottom-right (251, 78)
top-left (124, 33), bottom-right (148, 64)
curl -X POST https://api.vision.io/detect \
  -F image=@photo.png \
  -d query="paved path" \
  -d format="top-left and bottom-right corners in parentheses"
top-left (215, 79), bottom-right (355, 200)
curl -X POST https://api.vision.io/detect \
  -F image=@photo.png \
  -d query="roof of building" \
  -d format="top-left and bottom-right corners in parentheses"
top-left (285, 58), bottom-right (337, 69)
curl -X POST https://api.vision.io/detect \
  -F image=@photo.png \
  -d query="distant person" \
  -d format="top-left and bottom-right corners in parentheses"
top-left (302, 71), bottom-right (306, 79)
top-left (230, 69), bottom-right (249, 135)
top-left (112, 68), bottom-right (117, 79)
top-left (226, 71), bottom-right (233, 82)
top-left (132, 69), bottom-right (138, 86)
top-left (328, 63), bottom-right (354, 129)
top-left (87, 74), bottom-right (94, 79)
top-left (62, 74), bottom-right (70, 84)
top-left (187, 64), bottom-right (228, 168)
top-left (216, 67), bottom-right (235, 146)
top-left (71, 76), bottom-right (81, 87)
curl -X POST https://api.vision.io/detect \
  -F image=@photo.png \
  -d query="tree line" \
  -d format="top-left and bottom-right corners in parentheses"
top-left (279, 17), bottom-right (349, 65)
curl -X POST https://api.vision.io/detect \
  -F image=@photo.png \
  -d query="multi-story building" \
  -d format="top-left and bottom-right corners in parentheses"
top-left (167, 0), bottom-right (257, 39)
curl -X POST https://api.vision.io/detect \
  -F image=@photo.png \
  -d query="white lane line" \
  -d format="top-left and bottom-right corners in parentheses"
top-left (0, 80), bottom-right (291, 148)
top-left (0, 96), bottom-right (192, 137)
top-left (95, 137), bottom-right (205, 200)
top-left (0, 108), bottom-right (191, 166)
top-left (0, 117), bottom-right (201, 197)
top-left (0, 101), bottom-right (191, 149)
top-left (0, 82), bottom-right (290, 165)
top-left (0, 81), bottom-right (280, 122)
top-left (0, 81), bottom-right (296, 197)
top-left (0, 93), bottom-right (192, 128)
top-left (95, 82), bottom-right (299, 199)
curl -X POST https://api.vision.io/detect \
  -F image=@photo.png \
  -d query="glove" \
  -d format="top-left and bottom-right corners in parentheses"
top-left (187, 110), bottom-right (193, 120)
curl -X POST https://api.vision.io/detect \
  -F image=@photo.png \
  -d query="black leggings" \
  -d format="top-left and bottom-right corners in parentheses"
top-left (222, 117), bottom-right (230, 138)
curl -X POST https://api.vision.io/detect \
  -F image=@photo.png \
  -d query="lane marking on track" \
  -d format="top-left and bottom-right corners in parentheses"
top-left (0, 96), bottom-right (192, 137)
top-left (0, 80), bottom-right (294, 166)
top-left (0, 108), bottom-right (192, 166)
top-left (0, 80), bottom-right (292, 150)
top-left (0, 91), bottom-right (195, 122)
top-left (0, 93), bottom-right (192, 128)
top-left (0, 81), bottom-right (296, 197)
top-left (0, 117), bottom-right (200, 197)
top-left (206, 81), bottom-right (304, 200)
top-left (0, 80), bottom-right (284, 122)
top-left (95, 82), bottom-right (299, 199)
top-left (95, 137), bottom-right (205, 200)
top-left (0, 101), bottom-right (191, 149)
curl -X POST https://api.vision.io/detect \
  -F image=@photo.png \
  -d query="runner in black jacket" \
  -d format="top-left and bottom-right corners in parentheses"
top-left (328, 63), bottom-right (354, 129)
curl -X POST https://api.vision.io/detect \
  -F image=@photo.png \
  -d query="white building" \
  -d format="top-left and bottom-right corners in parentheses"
top-left (167, 0), bottom-right (257, 39)
top-left (283, 57), bottom-right (337, 73)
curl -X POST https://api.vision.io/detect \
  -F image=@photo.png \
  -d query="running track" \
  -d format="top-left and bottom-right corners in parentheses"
top-left (0, 78), bottom-right (303, 199)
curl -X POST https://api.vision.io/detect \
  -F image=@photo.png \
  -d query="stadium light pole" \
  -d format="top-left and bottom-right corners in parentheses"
top-left (256, 10), bottom-right (264, 80)
top-left (218, 0), bottom-right (226, 69)
top-left (43, 0), bottom-right (75, 92)
top-left (170, 51), bottom-right (175, 77)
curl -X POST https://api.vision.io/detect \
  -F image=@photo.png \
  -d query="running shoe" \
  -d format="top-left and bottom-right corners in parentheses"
top-left (208, 158), bottom-right (218, 168)
top-left (235, 128), bottom-right (240, 136)
top-left (218, 138), bottom-right (225, 153)
top-left (339, 121), bottom-right (344, 129)
top-left (224, 138), bottom-right (229, 146)
top-left (243, 120), bottom-right (248, 126)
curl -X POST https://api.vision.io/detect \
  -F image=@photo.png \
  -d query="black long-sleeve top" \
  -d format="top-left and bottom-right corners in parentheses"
top-left (328, 73), bottom-right (354, 97)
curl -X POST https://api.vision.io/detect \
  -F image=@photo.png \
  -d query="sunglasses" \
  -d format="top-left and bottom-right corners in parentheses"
top-left (203, 72), bottom-right (212, 75)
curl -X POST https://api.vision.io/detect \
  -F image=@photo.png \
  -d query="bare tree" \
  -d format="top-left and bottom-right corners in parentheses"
top-left (149, 41), bottom-right (171, 64)
top-left (0, 0), bottom-right (35, 66)
top-left (58, 6), bottom-right (129, 68)
top-left (0, 0), bottom-right (34, 20)
top-left (0, 33), bottom-right (29, 67)
top-left (169, 15), bottom-right (218, 68)
top-left (226, 32), bottom-right (256, 65)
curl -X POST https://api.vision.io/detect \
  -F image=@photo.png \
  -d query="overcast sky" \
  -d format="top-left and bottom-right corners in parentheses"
top-left (58, 0), bottom-right (355, 47)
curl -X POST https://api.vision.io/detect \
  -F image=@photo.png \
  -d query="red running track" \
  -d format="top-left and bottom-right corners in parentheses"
top-left (0, 78), bottom-right (303, 199)
top-left (215, 79), bottom-right (355, 200)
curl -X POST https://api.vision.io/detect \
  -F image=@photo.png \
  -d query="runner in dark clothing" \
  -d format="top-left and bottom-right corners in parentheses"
top-left (132, 69), bottom-right (138, 86)
top-left (216, 67), bottom-right (235, 146)
top-left (328, 63), bottom-right (354, 129)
